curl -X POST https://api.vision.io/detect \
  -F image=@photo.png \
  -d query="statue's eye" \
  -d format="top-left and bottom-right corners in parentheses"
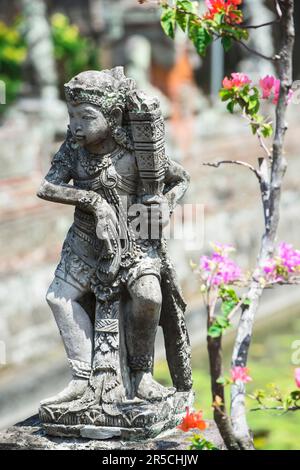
top-left (82, 115), bottom-right (96, 120)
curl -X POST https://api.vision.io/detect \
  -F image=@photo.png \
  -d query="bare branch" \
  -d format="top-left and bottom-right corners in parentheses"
top-left (242, 19), bottom-right (280, 30)
top-left (203, 160), bottom-right (263, 183)
top-left (240, 0), bottom-right (283, 29)
top-left (228, 295), bottom-right (249, 322)
top-left (250, 406), bottom-right (300, 412)
top-left (234, 38), bottom-right (280, 62)
top-left (258, 134), bottom-right (272, 160)
top-left (266, 277), bottom-right (300, 287)
top-left (241, 111), bottom-right (273, 160)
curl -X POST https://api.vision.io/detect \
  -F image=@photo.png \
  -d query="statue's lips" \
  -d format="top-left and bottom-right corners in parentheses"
top-left (75, 135), bottom-right (85, 142)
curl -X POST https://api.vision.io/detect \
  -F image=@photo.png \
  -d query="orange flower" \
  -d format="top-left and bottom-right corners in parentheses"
top-left (204, 0), bottom-right (243, 25)
top-left (177, 407), bottom-right (208, 432)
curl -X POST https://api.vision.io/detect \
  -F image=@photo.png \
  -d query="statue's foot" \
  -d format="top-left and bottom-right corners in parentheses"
top-left (133, 371), bottom-right (176, 401)
top-left (104, 383), bottom-right (127, 403)
top-left (40, 379), bottom-right (88, 406)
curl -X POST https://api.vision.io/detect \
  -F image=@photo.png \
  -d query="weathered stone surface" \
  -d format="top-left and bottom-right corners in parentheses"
top-left (0, 415), bottom-right (224, 450)
top-left (34, 67), bottom-right (193, 438)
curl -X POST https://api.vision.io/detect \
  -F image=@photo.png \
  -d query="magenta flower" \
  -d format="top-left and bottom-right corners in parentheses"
top-left (231, 366), bottom-right (252, 383)
top-left (295, 368), bottom-right (300, 389)
top-left (223, 73), bottom-right (251, 90)
top-left (277, 242), bottom-right (300, 272)
top-left (262, 258), bottom-right (277, 276)
top-left (259, 75), bottom-right (293, 105)
top-left (200, 244), bottom-right (242, 286)
top-left (259, 75), bottom-right (276, 99)
top-left (262, 242), bottom-right (300, 282)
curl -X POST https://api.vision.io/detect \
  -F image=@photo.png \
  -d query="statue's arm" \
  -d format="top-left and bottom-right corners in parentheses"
top-left (37, 140), bottom-right (100, 211)
top-left (37, 180), bottom-right (100, 210)
top-left (163, 159), bottom-right (190, 213)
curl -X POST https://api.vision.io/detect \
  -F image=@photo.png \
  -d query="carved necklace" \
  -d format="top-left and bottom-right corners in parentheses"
top-left (78, 146), bottom-right (124, 176)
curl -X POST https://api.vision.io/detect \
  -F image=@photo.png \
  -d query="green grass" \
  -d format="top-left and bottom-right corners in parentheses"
top-left (154, 314), bottom-right (300, 450)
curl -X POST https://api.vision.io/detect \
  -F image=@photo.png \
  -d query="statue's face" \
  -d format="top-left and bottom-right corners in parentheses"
top-left (67, 102), bottom-right (109, 147)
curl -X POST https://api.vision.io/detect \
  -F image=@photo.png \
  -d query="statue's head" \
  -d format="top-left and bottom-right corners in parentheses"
top-left (64, 67), bottom-right (135, 149)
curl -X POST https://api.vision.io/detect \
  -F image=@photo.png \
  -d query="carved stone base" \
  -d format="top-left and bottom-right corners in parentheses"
top-left (0, 414), bottom-right (225, 451)
top-left (40, 391), bottom-right (194, 441)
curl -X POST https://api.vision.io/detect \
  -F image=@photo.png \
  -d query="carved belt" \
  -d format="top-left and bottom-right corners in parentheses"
top-left (74, 208), bottom-right (96, 233)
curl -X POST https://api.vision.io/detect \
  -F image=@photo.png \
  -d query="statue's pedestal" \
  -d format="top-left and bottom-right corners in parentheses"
top-left (39, 391), bottom-right (194, 440)
top-left (0, 415), bottom-right (224, 451)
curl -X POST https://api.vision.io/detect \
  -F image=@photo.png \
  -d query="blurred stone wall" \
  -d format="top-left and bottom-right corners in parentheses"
top-left (0, 103), bottom-right (71, 366)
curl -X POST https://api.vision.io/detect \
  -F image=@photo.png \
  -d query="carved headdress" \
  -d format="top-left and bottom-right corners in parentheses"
top-left (64, 67), bottom-right (135, 117)
top-left (65, 67), bottom-right (166, 203)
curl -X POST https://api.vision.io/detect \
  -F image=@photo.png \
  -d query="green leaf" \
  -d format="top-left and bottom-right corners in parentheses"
top-left (175, 10), bottom-right (188, 32)
top-left (214, 13), bottom-right (225, 25)
top-left (253, 389), bottom-right (266, 400)
top-left (251, 123), bottom-right (259, 135)
top-left (189, 24), bottom-right (212, 57)
top-left (175, 0), bottom-right (196, 32)
top-left (176, 0), bottom-right (194, 12)
top-left (216, 315), bottom-right (231, 328)
top-left (283, 396), bottom-right (293, 411)
top-left (189, 435), bottom-right (219, 451)
top-left (208, 315), bottom-right (231, 338)
top-left (219, 287), bottom-right (239, 303)
top-left (221, 36), bottom-right (232, 52)
top-left (216, 376), bottom-right (226, 385)
top-left (226, 100), bottom-right (235, 114)
top-left (208, 324), bottom-right (222, 338)
top-left (248, 97), bottom-right (259, 111)
top-left (221, 300), bottom-right (236, 316)
top-left (290, 390), bottom-right (300, 401)
top-left (219, 89), bottom-right (232, 102)
top-left (261, 123), bottom-right (273, 138)
top-left (161, 6), bottom-right (176, 39)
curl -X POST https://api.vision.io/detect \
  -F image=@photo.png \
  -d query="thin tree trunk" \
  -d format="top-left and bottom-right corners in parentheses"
top-left (207, 334), bottom-right (241, 450)
top-left (230, 0), bottom-right (295, 449)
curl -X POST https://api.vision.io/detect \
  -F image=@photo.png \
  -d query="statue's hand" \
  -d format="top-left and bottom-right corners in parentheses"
top-left (141, 196), bottom-right (171, 231)
top-left (157, 196), bottom-right (171, 229)
top-left (91, 197), bottom-right (118, 244)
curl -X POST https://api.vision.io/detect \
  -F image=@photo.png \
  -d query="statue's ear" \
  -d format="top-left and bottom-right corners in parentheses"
top-left (110, 107), bottom-right (123, 127)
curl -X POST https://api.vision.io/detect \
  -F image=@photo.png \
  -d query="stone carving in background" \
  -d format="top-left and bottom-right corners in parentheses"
top-left (21, 0), bottom-right (58, 100)
top-left (37, 66), bottom-right (193, 439)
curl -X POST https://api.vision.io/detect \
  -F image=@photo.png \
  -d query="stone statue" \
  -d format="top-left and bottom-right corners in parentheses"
top-left (37, 67), bottom-right (193, 440)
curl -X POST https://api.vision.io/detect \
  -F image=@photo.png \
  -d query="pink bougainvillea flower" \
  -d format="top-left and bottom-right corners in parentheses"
top-left (262, 242), bottom-right (300, 282)
top-left (262, 258), bottom-right (277, 276)
top-left (222, 72), bottom-right (251, 90)
top-left (273, 78), bottom-right (281, 104)
top-left (177, 407), bottom-right (208, 432)
top-left (204, 0), bottom-right (243, 24)
top-left (259, 75), bottom-right (293, 105)
top-left (200, 244), bottom-right (242, 286)
top-left (277, 242), bottom-right (300, 272)
top-left (295, 368), bottom-right (300, 389)
top-left (259, 75), bottom-right (276, 99)
top-left (231, 366), bottom-right (252, 383)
